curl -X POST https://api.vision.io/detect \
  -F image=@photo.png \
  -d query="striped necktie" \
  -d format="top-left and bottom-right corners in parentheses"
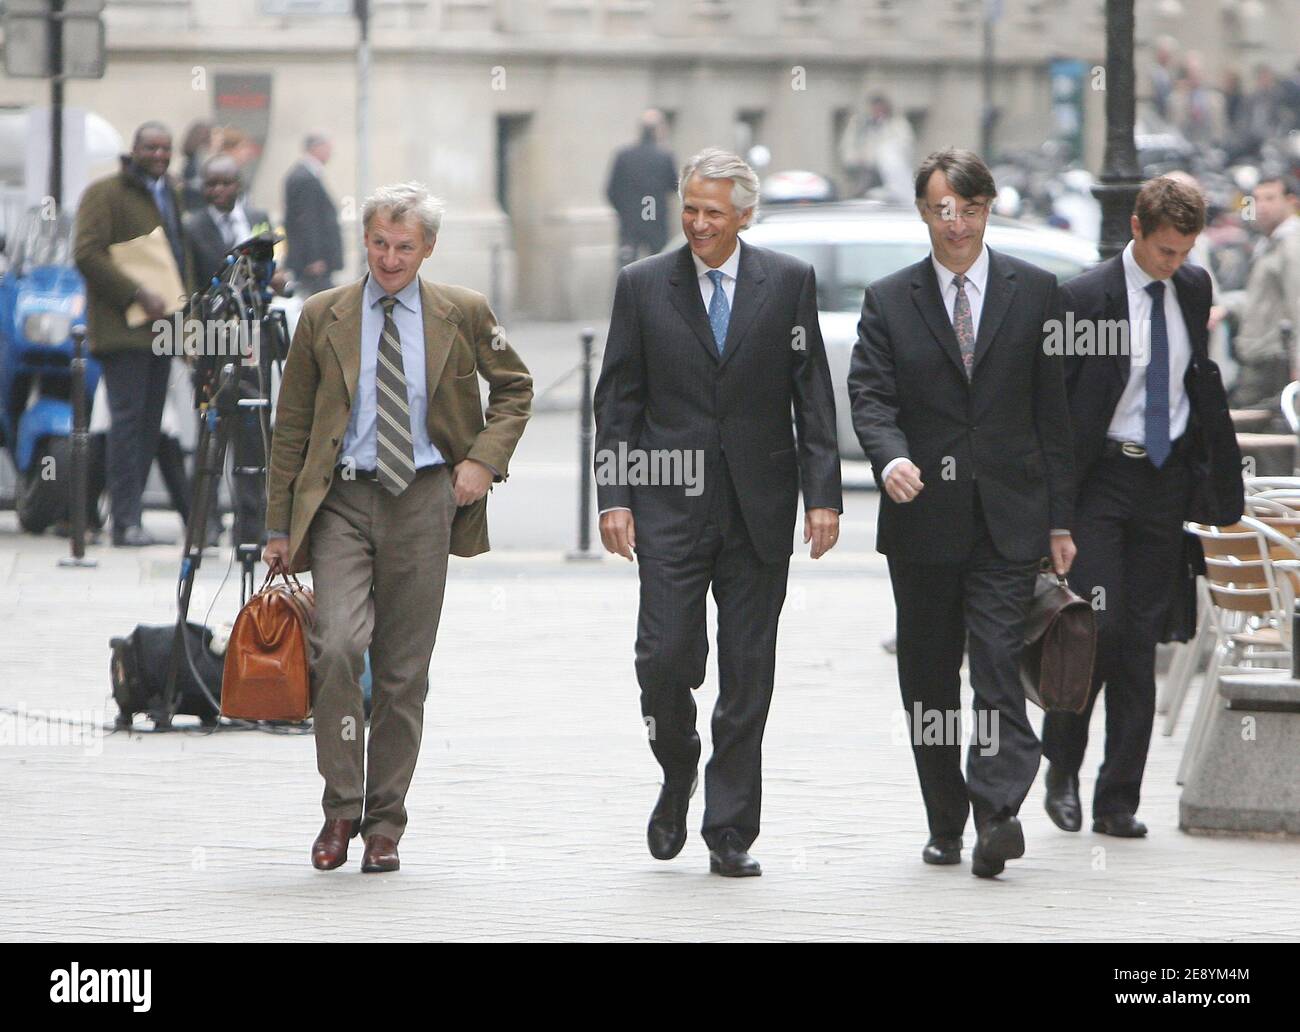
top-left (374, 295), bottom-right (417, 495)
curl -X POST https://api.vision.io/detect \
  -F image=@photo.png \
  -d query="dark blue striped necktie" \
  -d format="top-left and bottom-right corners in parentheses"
top-left (1144, 280), bottom-right (1171, 468)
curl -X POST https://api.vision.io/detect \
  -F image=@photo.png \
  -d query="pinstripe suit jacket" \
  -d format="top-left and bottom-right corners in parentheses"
top-left (594, 240), bottom-right (842, 563)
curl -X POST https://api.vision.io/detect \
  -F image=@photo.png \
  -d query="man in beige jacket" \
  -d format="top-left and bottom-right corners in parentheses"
top-left (263, 182), bottom-right (532, 873)
top-left (1219, 173), bottom-right (1300, 421)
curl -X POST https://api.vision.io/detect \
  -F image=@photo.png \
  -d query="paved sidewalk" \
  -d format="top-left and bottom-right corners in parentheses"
top-left (1, 519), bottom-right (1297, 942)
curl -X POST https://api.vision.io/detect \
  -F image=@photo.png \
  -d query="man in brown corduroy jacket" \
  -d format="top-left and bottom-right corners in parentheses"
top-left (74, 121), bottom-right (193, 546)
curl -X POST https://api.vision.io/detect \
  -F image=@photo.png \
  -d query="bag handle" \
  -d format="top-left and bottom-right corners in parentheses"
top-left (257, 566), bottom-right (308, 596)
top-left (1037, 556), bottom-right (1069, 588)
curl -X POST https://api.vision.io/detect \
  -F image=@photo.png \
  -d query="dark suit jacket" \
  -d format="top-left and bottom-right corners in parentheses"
top-left (605, 140), bottom-right (678, 249)
top-left (184, 205), bottom-right (272, 286)
top-left (593, 240), bottom-right (843, 564)
top-left (848, 248), bottom-right (1075, 565)
top-left (1061, 253), bottom-right (1244, 527)
top-left (283, 161), bottom-right (343, 276)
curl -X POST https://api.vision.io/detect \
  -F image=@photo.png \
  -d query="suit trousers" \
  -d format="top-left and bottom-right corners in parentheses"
top-left (887, 498), bottom-right (1042, 838)
top-left (1042, 451), bottom-right (1192, 817)
top-left (98, 349), bottom-right (172, 531)
top-left (634, 463), bottom-right (790, 851)
top-left (307, 464), bottom-right (455, 843)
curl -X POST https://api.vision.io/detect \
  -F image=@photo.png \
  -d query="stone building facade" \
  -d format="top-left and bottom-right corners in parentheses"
top-left (1, 0), bottom-right (1296, 318)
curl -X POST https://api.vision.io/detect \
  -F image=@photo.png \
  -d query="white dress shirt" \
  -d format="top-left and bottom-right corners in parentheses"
top-left (930, 243), bottom-right (990, 337)
top-left (600, 243), bottom-right (742, 517)
top-left (208, 203), bottom-right (251, 248)
top-left (1107, 239), bottom-right (1191, 444)
top-left (692, 243), bottom-right (740, 311)
top-left (879, 246), bottom-right (989, 484)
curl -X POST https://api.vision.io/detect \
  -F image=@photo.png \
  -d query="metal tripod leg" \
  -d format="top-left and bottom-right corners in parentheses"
top-left (158, 368), bottom-right (238, 727)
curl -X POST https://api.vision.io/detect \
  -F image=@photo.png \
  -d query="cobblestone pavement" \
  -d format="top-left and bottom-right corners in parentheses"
top-left (1, 517), bottom-right (1297, 942)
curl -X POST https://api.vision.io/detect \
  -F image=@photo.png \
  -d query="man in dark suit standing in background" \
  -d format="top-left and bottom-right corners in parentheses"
top-left (605, 109), bottom-right (678, 268)
top-left (849, 148), bottom-right (1076, 878)
top-left (1041, 177), bottom-right (1243, 839)
top-left (284, 132), bottom-right (344, 297)
top-left (595, 148), bottom-right (842, 877)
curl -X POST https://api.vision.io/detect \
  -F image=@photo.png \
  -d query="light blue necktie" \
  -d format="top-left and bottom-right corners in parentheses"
top-left (707, 269), bottom-right (730, 356)
top-left (1144, 280), bottom-right (1171, 468)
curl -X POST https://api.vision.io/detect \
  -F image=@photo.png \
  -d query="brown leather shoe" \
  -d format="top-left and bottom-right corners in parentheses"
top-left (311, 818), bottom-right (360, 871)
top-left (361, 834), bottom-right (400, 873)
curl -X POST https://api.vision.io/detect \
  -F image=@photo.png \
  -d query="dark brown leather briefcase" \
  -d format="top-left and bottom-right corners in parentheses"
top-left (1020, 569), bottom-right (1096, 714)
top-left (221, 569), bottom-right (315, 722)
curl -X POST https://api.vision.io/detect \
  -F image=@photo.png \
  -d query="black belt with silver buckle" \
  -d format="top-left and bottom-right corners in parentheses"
top-left (1103, 437), bottom-right (1186, 461)
top-left (336, 464), bottom-right (379, 480)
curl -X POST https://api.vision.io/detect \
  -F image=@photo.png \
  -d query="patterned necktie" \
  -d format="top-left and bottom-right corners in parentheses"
top-left (952, 273), bottom-right (975, 379)
top-left (707, 269), bottom-right (730, 356)
top-left (374, 296), bottom-right (417, 495)
top-left (1144, 280), bottom-right (1172, 468)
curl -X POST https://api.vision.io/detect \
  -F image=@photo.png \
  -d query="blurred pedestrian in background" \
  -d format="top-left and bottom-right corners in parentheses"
top-left (606, 109), bottom-right (678, 268)
top-left (284, 132), bottom-right (343, 297)
top-left (1218, 174), bottom-right (1300, 421)
top-left (838, 93), bottom-right (914, 203)
top-left (1147, 36), bottom-right (1179, 124)
top-left (1169, 52), bottom-right (1226, 147)
top-left (178, 120), bottom-right (212, 213)
top-left (73, 121), bottom-right (193, 547)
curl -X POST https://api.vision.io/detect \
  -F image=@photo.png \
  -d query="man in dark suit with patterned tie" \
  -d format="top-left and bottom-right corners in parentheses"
top-left (849, 148), bottom-right (1076, 878)
top-left (594, 148), bottom-right (842, 877)
top-left (264, 183), bottom-right (532, 873)
top-left (1041, 176), bottom-right (1242, 839)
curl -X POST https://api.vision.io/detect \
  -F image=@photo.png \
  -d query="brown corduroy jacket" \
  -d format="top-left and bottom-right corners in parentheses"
top-left (73, 159), bottom-right (193, 355)
top-left (265, 276), bottom-right (533, 571)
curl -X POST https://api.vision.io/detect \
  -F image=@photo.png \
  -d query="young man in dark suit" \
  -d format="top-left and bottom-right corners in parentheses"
top-left (1041, 177), bottom-right (1243, 838)
top-left (849, 148), bottom-right (1076, 878)
top-left (594, 148), bottom-right (842, 877)
top-left (184, 155), bottom-right (274, 285)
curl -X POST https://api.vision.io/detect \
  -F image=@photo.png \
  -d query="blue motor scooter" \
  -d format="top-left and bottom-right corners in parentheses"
top-left (0, 209), bottom-right (99, 533)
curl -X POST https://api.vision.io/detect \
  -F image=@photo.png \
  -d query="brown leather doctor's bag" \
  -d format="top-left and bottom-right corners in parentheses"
top-left (221, 569), bottom-right (315, 722)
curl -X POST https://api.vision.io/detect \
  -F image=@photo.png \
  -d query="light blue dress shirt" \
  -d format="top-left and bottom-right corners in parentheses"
top-left (341, 274), bottom-right (445, 472)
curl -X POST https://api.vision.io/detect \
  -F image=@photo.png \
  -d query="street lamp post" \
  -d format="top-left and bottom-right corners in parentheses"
top-left (355, 0), bottom-right (370, 211)
top-left (1093, 0), bottom-right (1143, 260)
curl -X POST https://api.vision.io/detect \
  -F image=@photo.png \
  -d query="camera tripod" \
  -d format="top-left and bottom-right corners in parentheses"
top-left (156, 234), bottom-right (287, 728)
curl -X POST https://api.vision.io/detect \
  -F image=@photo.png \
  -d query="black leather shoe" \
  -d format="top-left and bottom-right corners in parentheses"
top-left (708, 830), bottom-right (762, 877)
top-left (647, 774), bottom-right (696, 861)
top-left (971, 816), bottom-right (1025, 878)
top-left (922, 836), bottom-right (962, 865)
top-left (1092, 813), bottom-right (1148, 838)
top-left (1044, 763), bottom-right (1082, 832)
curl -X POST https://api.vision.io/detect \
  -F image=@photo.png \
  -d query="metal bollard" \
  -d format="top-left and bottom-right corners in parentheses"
top-left (567, 326), bottom-right (599, 561)
top-left (59, 325), bottom-right (97, 569)
top-left (1292, 600), bottom-right (1300, 681)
